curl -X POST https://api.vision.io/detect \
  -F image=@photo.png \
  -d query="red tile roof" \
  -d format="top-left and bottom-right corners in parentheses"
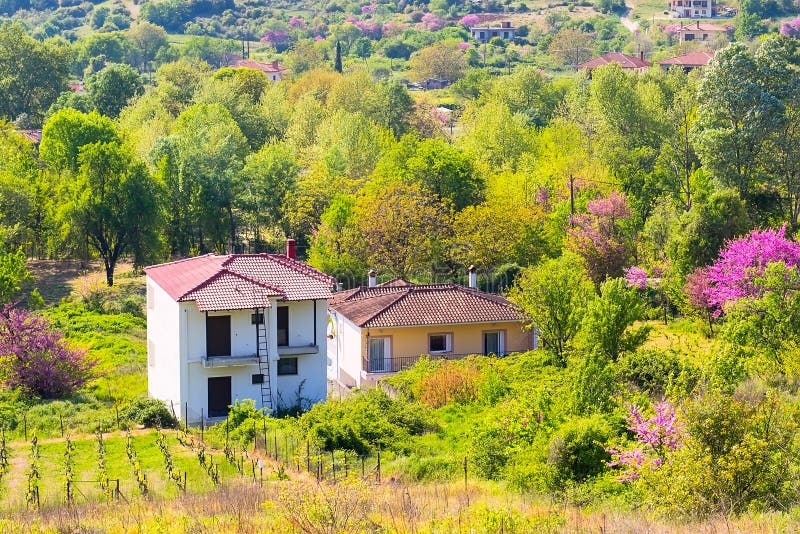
top-left (229, 59), bottom-right (287, 73)
top-left (145, 254), bottom-right (334, 310)
top-left (181, 270), bottom-right (284, 312)
top-left (664, 22), bottom-right (732, 33)
top-left (330, 282), bottom-right (522, 328)
top-left (577, 52), bottom-right (652, 70)
top-left (658, 51), bottom-right (715, 67)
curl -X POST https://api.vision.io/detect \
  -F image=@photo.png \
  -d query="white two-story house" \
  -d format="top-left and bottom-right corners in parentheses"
top-left (145, 241), bottom-right (334, 422)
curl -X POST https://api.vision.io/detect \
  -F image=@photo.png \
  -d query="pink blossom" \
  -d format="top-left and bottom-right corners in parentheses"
top-left (382, 21), bottom-right (403, 37)
top-left (780, 18), bottom-right (800, 36)
top-left (288, 16), bottom-right (306, 29)
top-left (606, 401), bottom-right (683, 483)
top-left (703, 226), bottom-right (800, 314)
top-left (354, 20), bottom-right (382, 38)
top-left (421, 12), bottom-right (444, 31)
top-left (460, 14), bottom-right (481, 27)
top-left (361, 4), bottom-right (377, 14)
top-left (314, 35), bottom-right (325, 41)
top-left (566, 192), bottom-right (633, 285)
top-left (0, 306), bottom-right (95, 399)
top-left (345, 16), bottom-right (359, 24)
top-left (457, 41), bottom-right (470, 50)
top-left (261, 29), bottom-right (289, 46)
top-left (624, 266), bottom-right (648, 290)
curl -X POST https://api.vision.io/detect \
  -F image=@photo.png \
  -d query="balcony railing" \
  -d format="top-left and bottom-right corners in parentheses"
top-left (362, 352), bottom-right (511, 374)
top-left (202, 354), bottom-right (259, 368)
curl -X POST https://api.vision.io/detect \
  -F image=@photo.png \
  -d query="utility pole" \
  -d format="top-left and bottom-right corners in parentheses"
top-left (569, 174), bottom-right (575, 226)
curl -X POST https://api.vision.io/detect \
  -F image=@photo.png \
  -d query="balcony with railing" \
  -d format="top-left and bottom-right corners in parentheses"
top-left (362, 352), bottom-right (512, 374)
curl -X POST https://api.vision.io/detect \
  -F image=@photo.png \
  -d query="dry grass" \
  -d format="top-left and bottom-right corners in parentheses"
top-left (1, 475), bottom-right (799, 533)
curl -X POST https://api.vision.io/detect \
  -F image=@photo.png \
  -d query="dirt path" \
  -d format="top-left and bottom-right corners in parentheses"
top-left (620, 3), bottom-right (640, 33)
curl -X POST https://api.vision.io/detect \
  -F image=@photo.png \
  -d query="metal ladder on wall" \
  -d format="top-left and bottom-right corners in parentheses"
top-left (255, 306), bottom-right (273, 412)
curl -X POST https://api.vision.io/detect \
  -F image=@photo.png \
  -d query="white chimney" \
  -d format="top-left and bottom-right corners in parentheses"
top-left (368, 269), bottom-right (377, 288)
top-left (468, 265), bottom-right (477, 289)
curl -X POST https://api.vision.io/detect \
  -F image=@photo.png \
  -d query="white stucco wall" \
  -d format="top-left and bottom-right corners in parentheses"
top-left (149, 291), bottom-right (329, 422)
top-left (327, 311), bottom-right (364, 387)
top-left (276, 299), bottom-right (329, 410)
top-left (147, 277), bottom-right (182, 414)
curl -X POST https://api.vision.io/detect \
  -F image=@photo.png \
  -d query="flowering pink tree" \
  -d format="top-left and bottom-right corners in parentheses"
top-left (780, 18), bottom-right (800, 36)
top-left (361, 4), bottom-right (377, 14)
top-left (700, 226), bottom-right (800, 314)
top-left (421, 13), bottom-right (444, 31)
top-left (288, 16), bottom-right (306, 29)
top-left (261, 29), bottom-right (290, 49)
top-left (567, 192), bottom-right (634, 285)
top-left (354, 20), bottom-right (382, 38)
top-left (607, 401), bottom-right (683, 481)
top-left (461, 14), bottom-right (480, 27)
top-left (0, 307), bottom-right (95, 399)
top-left (624, 266), bottom-right (648, 290)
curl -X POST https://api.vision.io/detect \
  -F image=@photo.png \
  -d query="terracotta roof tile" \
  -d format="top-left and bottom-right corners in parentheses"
top-left (330, 283), bottom-right (522, 328)
top-left (658, 51), bottom-right (715, 67)
top-left (577, 52), bottom-right (652, 70)
top-left (180, 270), bottom-right (283, 311)
top-left (145, 253), bottom-right (335, 310)
top-left (223, 254), bottom-right (334, 301)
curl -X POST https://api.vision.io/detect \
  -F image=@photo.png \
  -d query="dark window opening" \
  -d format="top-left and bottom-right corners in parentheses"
top-left (251, 312), bottom-right (265, 325)
top-left (277, 307), bottom-right (289, 346)
top-left (277, 357), bottom-right (298, 376)
top-left (206, 315), bottom-right (231, 357)
top-left (252, 373), bottom-right (264, 384)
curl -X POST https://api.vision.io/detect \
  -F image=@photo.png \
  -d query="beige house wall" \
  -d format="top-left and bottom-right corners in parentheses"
top-left (361, 321), bottom-right (533, 363)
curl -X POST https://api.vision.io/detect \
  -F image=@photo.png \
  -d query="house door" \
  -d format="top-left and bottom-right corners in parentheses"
top-left (206, 315), bottom-right (231, 357)
top-left (484, 332), bottom-right (503, 356)
top-left (368, 337), bottom-right (391, 373)
top-left (208, 376), bottom-right (231, 417)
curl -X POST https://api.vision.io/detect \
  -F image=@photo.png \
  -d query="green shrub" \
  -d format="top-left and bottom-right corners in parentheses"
top-left (615, 349), bottom-right (682, 396)
top-left (121, 398), bottom-right (177, 428)
top-left (299, 389), bottom-right (435, 455)
top-left (546, 415), bottom-right (612, 487)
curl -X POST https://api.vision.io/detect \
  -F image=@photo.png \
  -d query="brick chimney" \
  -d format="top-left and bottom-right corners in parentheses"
top-left (468, 265), bottom-right (477, 289)
top-left (286, 238), bottom-right (296, 260)
top-left (368, 269), bottom-right (377, 288)
top-left (640, 51), bottom-right (644, 62)
top-left (696, 20), bottom-right (700, 28)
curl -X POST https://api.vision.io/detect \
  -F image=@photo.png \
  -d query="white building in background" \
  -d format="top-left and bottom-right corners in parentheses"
top-left (145, 240), bottom-right (334, 423)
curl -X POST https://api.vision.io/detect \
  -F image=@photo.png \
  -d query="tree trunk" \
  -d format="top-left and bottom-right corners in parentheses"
top-left (104, 258), bottom-right (115, 287)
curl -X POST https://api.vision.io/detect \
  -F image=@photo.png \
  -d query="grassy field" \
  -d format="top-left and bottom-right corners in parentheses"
top-left (0, 429), bottom-right (257, 511)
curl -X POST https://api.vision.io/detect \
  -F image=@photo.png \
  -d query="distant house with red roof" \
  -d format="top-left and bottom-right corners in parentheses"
top-left (576, 52), bottom-right (652, 73)
top-left (327, 268), bottom-right (536, 387)
top-left (668, 0), bottom-right (714, 18)
top-left (145, 240), bottom-right (334, 422)
top-left (658, 50), bottom-right (716, 71)
top-left (665, 21), bottom-right (733, 43)
top-left (228, 58), bottom-right (288, 81)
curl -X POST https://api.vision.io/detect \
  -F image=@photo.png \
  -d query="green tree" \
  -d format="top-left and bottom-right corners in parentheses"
top-left (237, 142), bottom-right (299, 250)
top-left (509, 255), bottom-right (595, 365)
top-left (0, 23), bottom-right (70, 124)
top-left (354, 183), bottom-right (453, 278)
top-left (63, 142), bottom-right (161, 285)
top-left (170, 103), bottom-right (248, 252)
top-left (334, 41), bottom-right (343, 73)
top-left (0, 248), bottom-right (33, 303)
top-left (693, 43), bottom-right (780, 208)
top-left (127, 22), bottom-right (170, 77)
top-left (40, 109), bottom-right (119, 174)
top-left (85, 63), bottom-right (144, 118)
top-left (579, 277), bottom-right (650, 362)
top-left (409, 42), bottom-right (467, 82)
top-left (373, 135), bottom-right (483, 210)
